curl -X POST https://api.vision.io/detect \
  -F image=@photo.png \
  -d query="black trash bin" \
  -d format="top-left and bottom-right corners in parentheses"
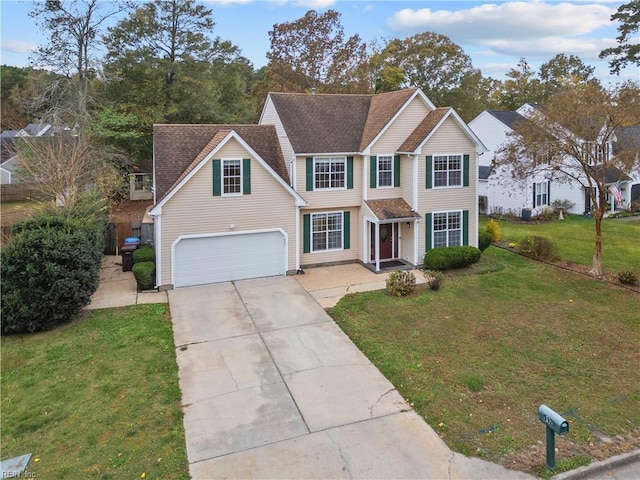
top-left (521, 208), bottom-right (532, 221)
top-left (121, 244), bottom-right (137, 272)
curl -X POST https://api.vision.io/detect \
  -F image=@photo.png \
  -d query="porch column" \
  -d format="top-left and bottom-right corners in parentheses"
top-left (375, 222), bottom-right (380, 272)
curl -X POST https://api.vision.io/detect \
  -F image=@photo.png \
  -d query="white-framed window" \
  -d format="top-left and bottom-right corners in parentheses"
top-left (433, 154), bottom-right (462, 187)
top-left (534, 181), bottom-right (549, 207)
top-left (312, 212), bottom-right (343, 252)
top-left (223, 159), bottom-right (242, 195)
top-left (377, 155), bottom-right (393, 188)
top-left (433, 211), bottom-right (462, 248)
top-left (314, 157), bottom-right (346, 190)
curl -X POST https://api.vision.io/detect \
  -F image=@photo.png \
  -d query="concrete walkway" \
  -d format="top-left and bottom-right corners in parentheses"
top-left (85, 255), bottom-right (167, 309)
top-left (169, 276), bottom-right (534, 479)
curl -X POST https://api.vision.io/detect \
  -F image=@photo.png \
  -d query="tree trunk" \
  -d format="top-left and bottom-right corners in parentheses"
top-left (590, 207), bottom-right (604, 277)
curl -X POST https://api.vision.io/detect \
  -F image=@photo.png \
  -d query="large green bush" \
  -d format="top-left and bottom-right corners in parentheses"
top-left (1, 210), bottom-right (106, 335)
top-left (423, 246), bottom-right (481, 271)
top-left (478, 229), bottom-right (493, 252)
top-left (132, 261), bottom-right (156, 290)
top-left (132, 245), bottom-right (155, 264)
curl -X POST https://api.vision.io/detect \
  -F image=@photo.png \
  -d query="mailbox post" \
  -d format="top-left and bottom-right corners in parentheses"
top-left (538, 404), bottom-right (569, 470)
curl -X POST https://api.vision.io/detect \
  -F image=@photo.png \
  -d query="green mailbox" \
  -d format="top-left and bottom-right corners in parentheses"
top-left (538, 404), bottom-right (569, 470)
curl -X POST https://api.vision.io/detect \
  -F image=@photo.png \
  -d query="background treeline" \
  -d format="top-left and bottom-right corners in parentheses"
top-left (1, 1), bottom-right (636, 172)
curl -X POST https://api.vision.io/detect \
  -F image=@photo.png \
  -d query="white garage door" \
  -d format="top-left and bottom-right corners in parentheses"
top-left (174, 231), bottom-right (286, 287)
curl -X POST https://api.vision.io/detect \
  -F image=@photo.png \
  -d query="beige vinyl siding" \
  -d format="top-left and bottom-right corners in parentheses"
top-left (369, 97), bottom-right (432, 153)
top-left (402, 154), bottom-right (416, 209)
top-left (399, 222), bottom-right (415, 264)
top-left (296, 155), bottom-right (363, 209)
top-left (158, 139), bottom-right (297, 287)
top-left (300, 207), bottom-right (360, 266)
top-left (260, 97), bottom-right (295, 180)
top-left (417, 117), bottom-right (478, 255)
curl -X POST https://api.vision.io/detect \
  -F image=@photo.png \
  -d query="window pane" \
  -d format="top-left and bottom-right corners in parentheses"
top-left (311, 212), bottom-right (343, 251)
top-left (315, 158), bottom-right (345, 189)
top-left (434, 231), bottom-right (447, 248)
top-left (223, 160), bottom-right (241, 194)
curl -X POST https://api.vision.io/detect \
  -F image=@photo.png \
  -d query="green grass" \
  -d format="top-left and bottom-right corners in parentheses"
top-left (1, 304), bottom-right (189, 479)
top-left (480, 214), bottom-right (640, 275)
top-left (331, 248), bottom-right (640, 473)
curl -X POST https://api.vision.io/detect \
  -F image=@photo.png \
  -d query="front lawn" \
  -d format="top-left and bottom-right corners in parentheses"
top-left (480, 214), bottom-right (640, 275)
top-left (1, 304), bottom-right (189, 479)
top-left (331, 248), bottom-right (640, 476)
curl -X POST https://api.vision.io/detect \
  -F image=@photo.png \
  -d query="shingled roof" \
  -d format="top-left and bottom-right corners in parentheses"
top-left (153, 124), bottom-right (289, 202)
top-left (398, 107), bottom-right (451, 152)
top-left (268, 88), bottom-right (419, 154)
top-left (365, 198), bottom-right (421, 221)
top-left (487, 110), bottom-right (530, 130)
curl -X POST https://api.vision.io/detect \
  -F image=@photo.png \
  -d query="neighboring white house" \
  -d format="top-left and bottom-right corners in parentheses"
top-left (1, 123), bottom-right (56, 185)
top-left (470, 107), bottom-right (640, 217)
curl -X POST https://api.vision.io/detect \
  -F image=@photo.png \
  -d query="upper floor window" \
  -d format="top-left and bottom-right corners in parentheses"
top-left (223, 159), bottom-right (242, 195)
top-left (433, 154), bottom-right (462, 187)
top-left (315, 157), bottom-right (345, 190)
top-left (377, 155), bottom-right (393, 188)
top-left (433, 211), bottom-right (461, 248)
top-left (584, 142), bottom-right (611, 165)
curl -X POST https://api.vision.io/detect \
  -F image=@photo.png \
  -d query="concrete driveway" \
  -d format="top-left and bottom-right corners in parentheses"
top-left (169, 276), bottom-right (534, 479)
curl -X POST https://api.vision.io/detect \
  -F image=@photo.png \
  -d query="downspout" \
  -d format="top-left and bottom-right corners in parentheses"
top-left (289, 155), bottom-right (296, 190)
top-left (295, 205), bottom-right (301, 273)
top-left (413, 154), bottom-right (420, 266)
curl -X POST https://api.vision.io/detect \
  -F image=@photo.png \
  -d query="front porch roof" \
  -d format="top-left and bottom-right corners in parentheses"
top-left (365, 198), bottom-right (421, 221)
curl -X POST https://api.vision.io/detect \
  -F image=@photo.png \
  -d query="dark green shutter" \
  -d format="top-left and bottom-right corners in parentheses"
top-left (343, 211), bottom-right (350, 249)
top-left (213, 159), bottom-right (221, 196)
top-left (463, 210), bottom-right (469, 246)
top-left (243, 158), bottom-right (251, 194)
top-left (306, 157), bottom-right (313, 191)
top-left (426, 156), bottom-right (433, 189)
top-left (394, 155), bottom-right (401, 187)
top-left (547, 182), bottom-right (551, 205)
top-left (347, 156), bottom-right (354, 189)
top-left (463, 154), bottom-right (470, 187)
top-left (303, 214), bottom-right (311, 253)
top-left (370, 156), bottom-right (377, 188)
top-left (425, 213), bottom-right (432, 251)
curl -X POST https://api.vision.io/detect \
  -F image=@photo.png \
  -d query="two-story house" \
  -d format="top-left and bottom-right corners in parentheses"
top-left (149, 88), bottom-right (486, 289)
top-left (470, 106), bottom-right (640, 217)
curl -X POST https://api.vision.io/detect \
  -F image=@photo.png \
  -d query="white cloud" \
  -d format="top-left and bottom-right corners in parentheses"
top-left (292, 0), bottom-right (336, 9)
top-left (2, 39), bottom-right (37, 54)
top-left (486, 36), bottom-right (616, 62)
top-left (387, 2), bottom-right (615, 42)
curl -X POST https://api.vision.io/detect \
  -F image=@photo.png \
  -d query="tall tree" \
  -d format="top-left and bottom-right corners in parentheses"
top-left (494, 81), bottom-right (640, 276)
top-left (29, 0), bottom-right (123, 121)
top-left (497, 58), bottom-right (543, 110)
top-left (600, 1), bottom-right (640, 75)
top-left (374, 32), bottom-right (475, 107)
top-left (538, 54), bottom-right (597, 100)
top-left (103, 0), bottom-right (256, 161)
top-left (266, 9), bottom-right (370, 93)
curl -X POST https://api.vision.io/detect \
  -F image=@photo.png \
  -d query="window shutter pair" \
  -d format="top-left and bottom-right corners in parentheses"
top-left (302, 212), bottom-right (350, 253)
top-left (370, 155), bottom-right (401, 188)
top-left (424, 210), bottom-right (469, 251)
top-left (212, 158), bottom-right (251, 196)
top-left (306, 157), bottom-right (354, 191)
top-left (425, 155), bottom-right (469, 188)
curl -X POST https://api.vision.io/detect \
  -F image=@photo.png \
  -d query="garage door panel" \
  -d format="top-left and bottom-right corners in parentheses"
top-left (174, 231), bottom-right (285, 287)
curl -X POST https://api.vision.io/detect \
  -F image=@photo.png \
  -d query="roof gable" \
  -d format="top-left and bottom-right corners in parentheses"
top-left (153, 124), bottom-right (290, 202)
top-left (487, 110), bottom-right (530, 131)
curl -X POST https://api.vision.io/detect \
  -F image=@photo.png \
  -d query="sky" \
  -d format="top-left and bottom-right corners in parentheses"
top-left (0, 0), bottom-right (638, 86)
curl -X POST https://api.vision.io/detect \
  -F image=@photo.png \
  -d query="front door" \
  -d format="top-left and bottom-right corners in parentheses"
top-left (371, 223), bottom-right (398, 261)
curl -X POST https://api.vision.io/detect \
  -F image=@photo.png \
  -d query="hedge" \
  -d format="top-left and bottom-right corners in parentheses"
top-left (423, 246), bottom-right (482, 271)
top-left (133, 245), bottom-right (155, 264)
top-left (133, 261), bottom-right (156, 290)
top-left (1, 213), bottom-right (106, 334)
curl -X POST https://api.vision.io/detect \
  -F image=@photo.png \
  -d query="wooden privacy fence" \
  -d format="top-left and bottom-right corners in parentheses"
top-left (104, 222), bottom-right (154, 255)
top-left (1, 222), bottom-right (153, 252)
top-left (1, 185), bottom-right (50, 203)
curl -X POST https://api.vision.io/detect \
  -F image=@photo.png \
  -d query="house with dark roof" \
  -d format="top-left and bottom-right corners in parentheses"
top-left (149, 88), bottom-right (486, 289)
top-left (470, 106), bottom-right (640, 217)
